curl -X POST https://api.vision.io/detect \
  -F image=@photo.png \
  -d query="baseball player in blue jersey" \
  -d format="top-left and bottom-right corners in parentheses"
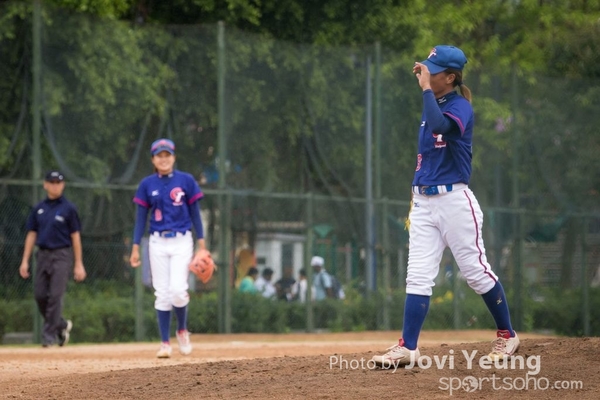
top-left (129, 138), bottom-right (206, 358)
top-left (372, 45), bottom-right (519, 367)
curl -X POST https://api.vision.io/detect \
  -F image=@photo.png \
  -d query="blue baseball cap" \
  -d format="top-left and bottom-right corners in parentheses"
top-left (150, 138), bottom-right (175, 156)
top-left (421, 45), bottom-right (467, 75)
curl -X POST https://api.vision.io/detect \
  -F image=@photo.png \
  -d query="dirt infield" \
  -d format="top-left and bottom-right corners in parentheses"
top-left (0, 330), bottom-right (598, 399)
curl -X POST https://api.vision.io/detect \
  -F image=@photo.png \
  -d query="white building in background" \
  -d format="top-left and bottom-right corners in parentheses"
top-left (254, 233), bottom-right (305, 282)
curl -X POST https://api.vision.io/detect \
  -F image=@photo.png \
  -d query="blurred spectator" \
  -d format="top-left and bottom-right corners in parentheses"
top-left (254, 267), bottom-right (277, 299)
top-left (275, 266), bottom-right (296, 301)
top-left (311, 256), bottom-right (334, 300)
top-left (238, 267), bottom-right (259, 293)
top-left (291, 268), bottom-right (309, 303)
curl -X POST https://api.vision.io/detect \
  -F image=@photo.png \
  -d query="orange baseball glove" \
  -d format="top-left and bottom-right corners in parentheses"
top-left (189, 249), bottom-right (215, 284)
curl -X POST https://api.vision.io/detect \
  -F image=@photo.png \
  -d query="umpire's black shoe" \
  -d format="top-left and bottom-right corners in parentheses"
top-left (58, 320), bottom-right (73, 347)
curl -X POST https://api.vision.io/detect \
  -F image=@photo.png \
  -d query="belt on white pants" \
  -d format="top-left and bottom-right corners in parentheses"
top-left (152, 231), bottom-right (189, 238)
top-left (412, 183), bottom-right (467, 196)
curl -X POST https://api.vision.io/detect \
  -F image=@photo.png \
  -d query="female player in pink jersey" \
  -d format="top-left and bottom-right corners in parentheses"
top-left (372, 45), bottom-right (519, 367)
top-left (129, 138), bottom-right (206, 358)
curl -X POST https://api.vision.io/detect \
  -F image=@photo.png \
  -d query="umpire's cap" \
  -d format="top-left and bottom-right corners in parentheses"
top-left (151, 138), bottom-right (175, 156)
top-left (44, 170), bottom-right (64, 182)
top-left (421, 45), bottom-right (467, 75)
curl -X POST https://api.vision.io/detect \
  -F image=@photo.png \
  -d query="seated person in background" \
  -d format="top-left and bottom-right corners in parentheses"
top-left (254, 267), bottom-right (277, 299)
top-left (239, 267), bottom-right (259, 293)
top-left (275, 266), bottom-right (296, 301)
top-left (291, 269), bottom-right (309, 303)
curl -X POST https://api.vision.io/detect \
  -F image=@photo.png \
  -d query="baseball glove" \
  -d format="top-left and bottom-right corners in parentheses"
top-left (189, 249), bottom-right (215, 284)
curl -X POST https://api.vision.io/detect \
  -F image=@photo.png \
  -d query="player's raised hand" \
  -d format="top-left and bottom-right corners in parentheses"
top-left (413, 62), bottom-right (431, 90)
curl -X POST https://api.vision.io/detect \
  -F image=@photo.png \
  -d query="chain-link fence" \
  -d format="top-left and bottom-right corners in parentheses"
top-left (1, 3), bottom-right (599, 344)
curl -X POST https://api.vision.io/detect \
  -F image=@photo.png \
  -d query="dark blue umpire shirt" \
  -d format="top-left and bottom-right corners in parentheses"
top-left (26, 196), bottom-right (81, 250)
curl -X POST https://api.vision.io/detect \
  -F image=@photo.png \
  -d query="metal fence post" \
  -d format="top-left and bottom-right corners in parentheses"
top-left (365, 55), bottom-right (375, 295)
top-left (511, 66), bottom-right (524, 331)
top-left (31, 0), bottom-right (43, 344)
top-left (581, 217), bottom-right (590, 336)
top-left (217, 21), bottom-right (231, 334)
top-left (134, 264), bottom-right (145, 341)
top-left (305, 192), bottom-right (314, 332)
top-left (452, 260), bottom-right (461, 330)
top-left (382, 198), bottom-right (391, 330)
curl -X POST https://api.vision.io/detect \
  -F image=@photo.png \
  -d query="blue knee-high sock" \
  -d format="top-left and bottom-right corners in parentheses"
top-left (402, 294), bottom-right (430, 350)
top-left (481, 281), bottom-right (515, 336)
top-left (173, 305), bottom-right (187, 332)
top-left (157, 310), bottom-right (171, 343)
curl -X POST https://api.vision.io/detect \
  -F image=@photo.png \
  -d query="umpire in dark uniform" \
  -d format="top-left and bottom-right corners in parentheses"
top-left (19, 170), bottom-right (87, 347)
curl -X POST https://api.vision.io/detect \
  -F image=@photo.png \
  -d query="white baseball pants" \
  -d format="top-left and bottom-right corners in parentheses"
top-left (149, 231), bottom-right (193, 310)
top-left (406, 185), bottom-right (498, 296)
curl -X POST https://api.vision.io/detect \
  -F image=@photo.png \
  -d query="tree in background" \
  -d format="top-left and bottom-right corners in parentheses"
top-left (1, 0), bottom-right (600, 288)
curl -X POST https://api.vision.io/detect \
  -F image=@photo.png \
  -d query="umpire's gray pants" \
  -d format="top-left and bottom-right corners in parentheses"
top-left (34, 247), bottom-right (72, 345)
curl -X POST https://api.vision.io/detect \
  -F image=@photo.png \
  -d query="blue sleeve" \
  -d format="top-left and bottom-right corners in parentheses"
top-left (186, 174), bottom-right (204, 205)
top-left (133, 179), bottom-right (150, 208)
top-left (25, 207), bottom-right (38, 232)
top-left (189, 201), bottom-right (204, 239)
top-left (423, 89), bottom-right (455, 135)
top-left (67, 205), bottom-right (81, 233)
top-left (184, 173), bottom-right (204, 239)
top-left (133, 205), bottom-right (149, 245)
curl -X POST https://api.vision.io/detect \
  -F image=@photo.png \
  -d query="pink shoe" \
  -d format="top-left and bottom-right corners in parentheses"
top-left (488, 330), bottom-right (520, 360)
top-left (176, 330), bottom-right (192, 355)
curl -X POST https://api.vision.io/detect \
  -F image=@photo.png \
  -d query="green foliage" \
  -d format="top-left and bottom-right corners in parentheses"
top-left (42, 9), bottom-right (175, 183)
top-left (231, 292), bottom-right (288, 333)
top-left (0, 299), bottom-right (34, 337)
top-left (188, 291), bottom-right (219, 334)
top-left (2, 284), bottom-right (599, 343)
top-left (531, 288), bottom-right (600, 337)
top-left (47, 0), bottom-right (134, 18)
top-left (65, 295), bottom-right (137, 342)
top-left (1, 1), bottom-right (600, 344)
top-left (425, 285), bottom-right (496, 331)
top-left (3, 0), bottom-right (600, 206)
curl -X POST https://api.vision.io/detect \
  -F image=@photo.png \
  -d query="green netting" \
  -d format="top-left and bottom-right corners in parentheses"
top-left (1, 4), bottom-right (599, 343)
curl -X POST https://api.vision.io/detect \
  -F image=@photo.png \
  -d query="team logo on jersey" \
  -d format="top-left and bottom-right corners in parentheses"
top-left (170, 187), bottom-right (186, 206)
top-left (55, 214), bottom-right (65, 222)
top-left (433, 133), bottom-right (447, 148)
top-left (415, 154), bottom-right (422, 171)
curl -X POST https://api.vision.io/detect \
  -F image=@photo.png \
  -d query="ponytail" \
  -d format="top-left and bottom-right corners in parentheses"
top-left (458, 83), bottom-right (472, 103)
top-left (446, 68), bottom-right (472, 103)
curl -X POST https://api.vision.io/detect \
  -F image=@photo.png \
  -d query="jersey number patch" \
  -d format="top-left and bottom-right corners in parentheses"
top-left (433, 134), bottom-right (447, 148)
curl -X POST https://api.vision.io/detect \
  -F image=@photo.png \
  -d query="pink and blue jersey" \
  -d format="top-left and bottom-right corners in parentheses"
top-left (132, 170), bottom-right (204, 244)
top-left (412, 90), bottom-right (473, 186)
